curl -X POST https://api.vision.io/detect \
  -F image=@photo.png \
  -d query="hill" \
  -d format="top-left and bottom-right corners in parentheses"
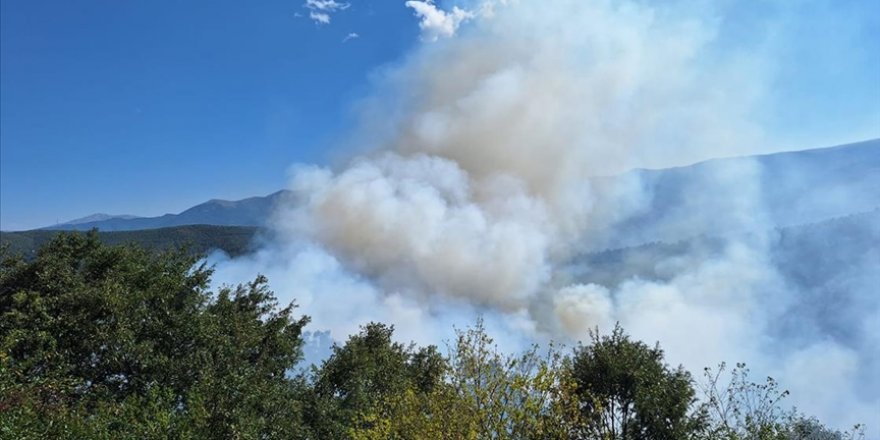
top-left (1, 225), bottom-right (260, 259)
top-left (57, 213), bottom-right (142, 225)
top-left (34, 141), bottom-right (878, 238)
top-left (42, 191), bottom-right (291, 232)
top-left (600, 139), bottom-right (880, 248)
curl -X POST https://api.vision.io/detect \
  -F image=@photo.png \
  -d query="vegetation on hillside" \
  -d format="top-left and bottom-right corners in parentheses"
top-left (0, 225), bottom-right (260, 260)
top-left (0, 232), bottom-right (865, 439)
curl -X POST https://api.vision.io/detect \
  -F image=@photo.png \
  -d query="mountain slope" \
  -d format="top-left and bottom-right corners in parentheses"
top-left (36, 140), bottom-right (879, 235)
top-left (44, 190), bottom-right (291, 232)
top-left (57, 213), bottom-right (142, 225)
top-left (600, 139), bottom-right (880, 248)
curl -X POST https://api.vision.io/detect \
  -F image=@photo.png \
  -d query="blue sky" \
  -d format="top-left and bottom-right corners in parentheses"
top-left (1, 0), bottom-right (419, 230)
top-left (1, 0), bottom-right (878, 230)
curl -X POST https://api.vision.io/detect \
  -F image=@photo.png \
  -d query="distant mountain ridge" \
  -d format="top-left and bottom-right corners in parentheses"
top-left (43, 190), bottom-right (291, 232)
top-left (34, 139), bottom-right (879, 236)
top-left (598, 139), bottom-right (880, 248)
top-left (57, 214), bottom-right (142, 226)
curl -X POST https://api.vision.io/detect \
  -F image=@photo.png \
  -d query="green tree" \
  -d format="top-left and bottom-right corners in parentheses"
top-left (0, 231), bottom-right (861, 440)
top-left (0, 231), bottom-right (310, 439)
top-left (308, 322), bottom-right (448, 438)
top-left (445, 319), bottom-right (579, 440)
top-left (569, 324), bottom-right (704, 440)
top-left (340, 319), bottom-right (580, 440)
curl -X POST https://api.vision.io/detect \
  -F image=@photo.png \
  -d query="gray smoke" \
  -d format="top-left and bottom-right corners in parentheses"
top-left (209, 0), bottom-right (879, 433)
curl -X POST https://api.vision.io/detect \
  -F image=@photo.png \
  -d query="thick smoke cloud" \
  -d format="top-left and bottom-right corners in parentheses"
top-left (209, 0), bottom-right (879, 433)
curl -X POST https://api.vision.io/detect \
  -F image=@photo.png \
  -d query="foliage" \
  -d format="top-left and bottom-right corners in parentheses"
top-left (0, 225), bottom-right (259, 260)
top-left (698, 362), bottom-right (865, 440)
top-left (443, 320), bottom-right (579, 439)
top-left (330, 319), bottom-right (580, 440)
top-left (0, 231), bottom-right (309, 439)
top-left (306, 322), bottom-right (448, 438)
top-left (568, 324), bottom-right (704, 440)
top-left (0, 232), bottom-right (862, 439)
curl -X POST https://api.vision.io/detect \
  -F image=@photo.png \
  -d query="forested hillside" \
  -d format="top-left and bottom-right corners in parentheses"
top-left (40, 191), bottom-right (290, 232)
top-left (0, 233), bottom-right (864, 439)
top-left (1, 225), bottom-right (260, 259)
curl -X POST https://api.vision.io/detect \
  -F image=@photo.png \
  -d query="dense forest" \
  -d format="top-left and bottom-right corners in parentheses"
top-left (0, 232), bottom-right (865, 439)
top-left (0, 225), bottom-right (260, 259)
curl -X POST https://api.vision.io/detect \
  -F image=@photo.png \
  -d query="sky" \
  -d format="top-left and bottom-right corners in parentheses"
top-left (1, 0), bottom-right (878, 231)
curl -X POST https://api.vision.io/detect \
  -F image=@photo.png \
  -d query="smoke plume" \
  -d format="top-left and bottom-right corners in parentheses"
top-left (210, 0), bottom-right (879, 433)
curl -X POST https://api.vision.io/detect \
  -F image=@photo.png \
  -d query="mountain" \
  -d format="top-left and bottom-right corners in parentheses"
top-left (598, 139), bottom-right (880, 248)
top-left (56, 213), bottom-right (142, 226)
top-left (569, 208), bottom-right (880, 289)
top-left (36, 139), bottom-right (879, 236)
top-left (757, 139), bottom-right (880, 225)
top-left (44, 190), bottom-right (291, 232)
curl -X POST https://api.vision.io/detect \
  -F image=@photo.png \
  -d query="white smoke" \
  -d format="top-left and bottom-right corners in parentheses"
top-left (209, 0), bottom-right (879, 433)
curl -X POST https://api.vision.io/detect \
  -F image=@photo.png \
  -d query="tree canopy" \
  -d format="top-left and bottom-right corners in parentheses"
top-left (569, 325), bottom-right (704, 439)
top-left (0, 231), bottom-right (309, 439)
top-left (0, 232), bottom-right (864, 439)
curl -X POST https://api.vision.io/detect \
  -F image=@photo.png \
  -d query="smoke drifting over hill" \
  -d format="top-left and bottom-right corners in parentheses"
top-left (209, 0), bottom-right (879, 433)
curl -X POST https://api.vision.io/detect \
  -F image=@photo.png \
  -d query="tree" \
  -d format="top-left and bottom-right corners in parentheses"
top-left (698, 363), bottom-right (865, 440)
top-left (444, 319), bottom-right (579, 440)
top-left (1, 231), bottom-right (861, 439)
top-left (569, 324), bottom-right (703, 440)
top-left (308, 322), bottom-right (449, 438)
top-left (0, 231), bottom-right (310, 439)
top-left (339, 319), bottom-right (580, 440)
